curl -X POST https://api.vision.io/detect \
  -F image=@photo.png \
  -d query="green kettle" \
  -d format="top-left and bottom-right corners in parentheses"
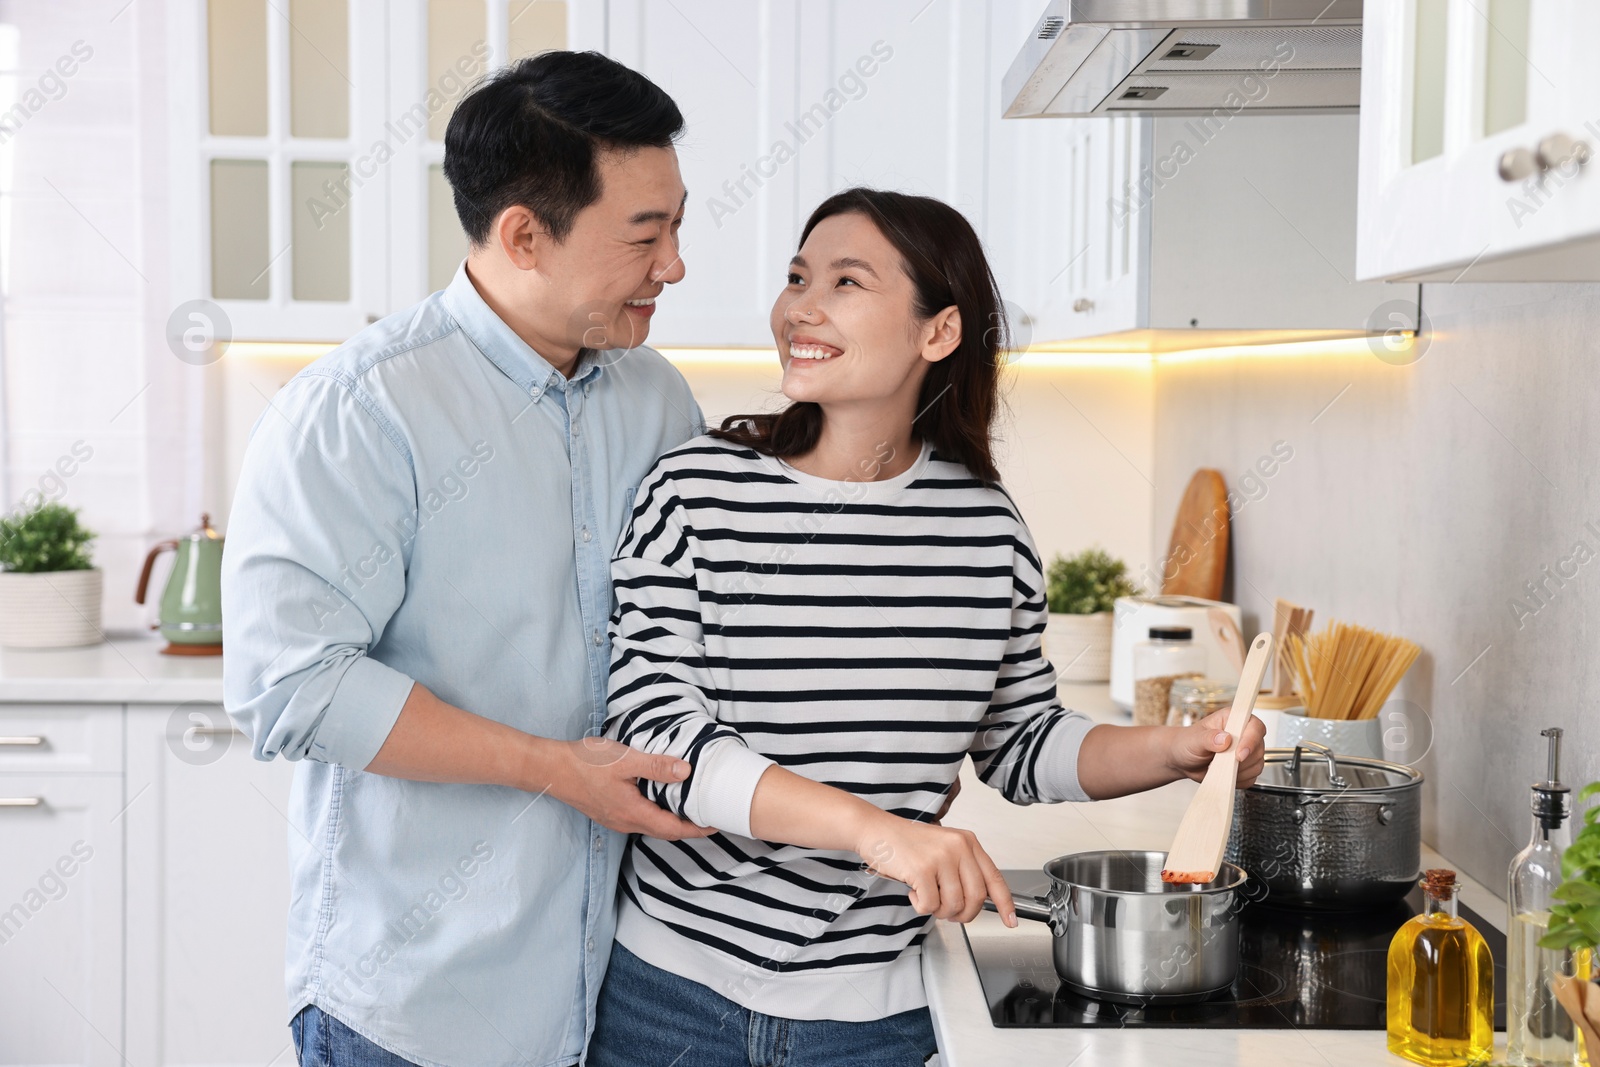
top-left (135, 514), bottom-right (224, 656)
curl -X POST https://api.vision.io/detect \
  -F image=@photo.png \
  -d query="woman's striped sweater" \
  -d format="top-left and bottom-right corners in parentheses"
top-left (603, 435), bottom-right (1094, 1021)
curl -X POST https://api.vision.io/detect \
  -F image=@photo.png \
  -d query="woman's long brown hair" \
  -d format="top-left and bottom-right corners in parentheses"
top-left (708, 187), bottom-right (1007, 484)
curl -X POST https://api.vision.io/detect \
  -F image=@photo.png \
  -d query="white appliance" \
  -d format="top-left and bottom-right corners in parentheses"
top-left (1002, 0), bottom-right (1363, 119)
top-left (1109, 595), bottom-right (1243, 710)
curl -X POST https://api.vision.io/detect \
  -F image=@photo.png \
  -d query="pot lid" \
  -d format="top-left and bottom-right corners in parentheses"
top-left (1252, 744), bottom-right (1422, 794)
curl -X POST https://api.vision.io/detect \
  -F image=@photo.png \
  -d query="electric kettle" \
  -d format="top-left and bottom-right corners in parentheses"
top-left (135, 513), bottom-right (224, 655)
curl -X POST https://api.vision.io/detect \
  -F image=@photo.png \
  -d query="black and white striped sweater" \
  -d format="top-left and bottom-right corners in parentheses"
top-left (603, 435), bottom-right (1094, 1021)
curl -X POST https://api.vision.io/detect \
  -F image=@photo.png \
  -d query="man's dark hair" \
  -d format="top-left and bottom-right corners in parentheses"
top-left (442, 51), bottom-right (683, 246)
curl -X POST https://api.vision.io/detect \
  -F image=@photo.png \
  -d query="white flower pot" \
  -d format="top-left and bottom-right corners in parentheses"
top-left (1045, 611), bottom-right (1113, 682)
top-left (0, 569), bottom-right (104, 648)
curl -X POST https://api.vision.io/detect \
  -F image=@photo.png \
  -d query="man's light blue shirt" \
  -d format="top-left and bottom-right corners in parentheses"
top-left (222, 263), bottom-right (703, 1067)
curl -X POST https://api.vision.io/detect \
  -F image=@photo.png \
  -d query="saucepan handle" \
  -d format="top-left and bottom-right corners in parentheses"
top-left (982, 892), bottom-right (1056, 928)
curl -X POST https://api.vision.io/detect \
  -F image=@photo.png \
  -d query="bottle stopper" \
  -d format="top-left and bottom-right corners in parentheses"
top-left (1422, 868), bottom-right (1457, 901)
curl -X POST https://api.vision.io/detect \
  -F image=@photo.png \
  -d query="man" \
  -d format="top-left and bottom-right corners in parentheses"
top-left (223, 52), bottom-right (708, 1067)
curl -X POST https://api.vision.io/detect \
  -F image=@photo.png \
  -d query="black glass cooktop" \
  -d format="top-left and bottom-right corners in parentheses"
top-left (967, 869), bottom-right (1507, 1030)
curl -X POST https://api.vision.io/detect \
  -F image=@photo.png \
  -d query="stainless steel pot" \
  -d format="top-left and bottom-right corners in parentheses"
top-left (1224, 741), bottom-right (1423, 910)
top-left (1004, 850), bottom-right (1249, 1005)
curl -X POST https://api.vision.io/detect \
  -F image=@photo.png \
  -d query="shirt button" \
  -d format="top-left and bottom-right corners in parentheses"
top-left (592, 631), bottom-right (603, 647)
top-left (593, 836), bottom-right (604, 852)
top-left (586, 938), bottom-right (596, 953)
top-left (580, 526), bottom-right (592, 542)
top-left (530, 386), bottom-right (542, 399)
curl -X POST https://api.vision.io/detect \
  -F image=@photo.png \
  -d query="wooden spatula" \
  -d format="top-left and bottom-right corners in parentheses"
top-left (1161, 631), bottom-right (1273, 885)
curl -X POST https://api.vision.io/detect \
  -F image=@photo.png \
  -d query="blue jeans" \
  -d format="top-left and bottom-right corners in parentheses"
top-left (588, 942), bottom-right (938, 1067)
top-left (292, 1006), bottom-right (420, 1067)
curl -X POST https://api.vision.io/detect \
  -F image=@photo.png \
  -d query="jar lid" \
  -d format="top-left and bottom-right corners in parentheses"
top-left (1147, 626), bottom-right (1193, 641)
top-left (1169, 678), bottom-right (1236, 705)
top-left (1251, 746), bottom-right (1423, 794)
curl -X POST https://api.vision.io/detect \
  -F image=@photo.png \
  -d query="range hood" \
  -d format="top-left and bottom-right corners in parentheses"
top-left (1003, 0), bottom-right (1363, 119)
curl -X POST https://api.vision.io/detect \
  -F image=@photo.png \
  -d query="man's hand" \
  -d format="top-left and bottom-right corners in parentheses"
top-left (930, 775), bottom-right (962, 825)
top-left (548, 736), bottom-right (715, 841)
top-left (1168, 710), bottom-right (1268, 788)
top-left (852, 809), bottom-right (1016, 927)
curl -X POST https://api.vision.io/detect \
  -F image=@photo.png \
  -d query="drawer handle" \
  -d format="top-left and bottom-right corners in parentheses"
top-left (186, 726), bottom-right (241, 739)
top-left (0, 736), bottom-right (46, 747)
top-left (0, 797), bottom-right (44, 807)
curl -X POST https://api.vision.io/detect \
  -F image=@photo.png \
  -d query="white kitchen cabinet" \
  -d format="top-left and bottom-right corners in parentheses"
top-left (608, 0), bottom-right (1033, 348)
top-left (1357, 0), bottom-right (1600, 281)
top-left (0, 774), bottom-right (125, 1067)
top-left (1002, 111), bottom-right (1413, 347)
top-left (124, 705), bottom-right (297, 1067)
top-left (604, 0), bottom-right (803, 347)
top-left (170, 0), bottom-right (596, 343)
top-left (0, 706), bottom-right (122, 775)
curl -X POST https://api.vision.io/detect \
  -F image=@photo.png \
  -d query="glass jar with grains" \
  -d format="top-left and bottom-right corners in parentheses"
top-left (1166, 678), bottom-right (1237, 728)
top-left (1132, 627), bottom-right (1205, 727)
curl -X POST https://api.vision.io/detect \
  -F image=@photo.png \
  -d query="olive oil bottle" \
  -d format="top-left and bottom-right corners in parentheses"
top-left (1388, 868), bottom-right (1494, 1066)
top-left (1508, 727), bottom-right (1590, 1066)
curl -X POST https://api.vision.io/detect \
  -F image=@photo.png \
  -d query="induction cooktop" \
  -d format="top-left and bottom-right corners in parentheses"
top-left (967, 869), bottom-right (1507, 1030)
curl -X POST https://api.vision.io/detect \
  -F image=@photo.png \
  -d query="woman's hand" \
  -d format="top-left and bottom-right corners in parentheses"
top-left (851, 810), bottom-right (1016, 927)
top-left (1167, 710), bottom-right (1268, 788)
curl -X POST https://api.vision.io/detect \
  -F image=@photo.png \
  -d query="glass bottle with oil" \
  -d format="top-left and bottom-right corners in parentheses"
top-left (1388, 868), bottom-right (1494, 1066)
top-left (1508, 727), bottom-right (1591, 1066)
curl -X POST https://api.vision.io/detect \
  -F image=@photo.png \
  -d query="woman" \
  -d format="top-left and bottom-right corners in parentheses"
top-left (590, 188), bottom-right (1266, 1066)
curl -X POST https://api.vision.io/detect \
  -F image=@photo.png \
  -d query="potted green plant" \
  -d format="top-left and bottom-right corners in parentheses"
top-left (0, 502), bottom-right (103, 648)
top-left (1044, 547), bottom-right (1139, 683)
top-left (1542, 781), bottom-right (1600, 1057)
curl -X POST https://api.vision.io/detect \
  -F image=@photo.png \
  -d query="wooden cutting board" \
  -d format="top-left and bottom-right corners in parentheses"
top-left (1161, 469), bottom-right (1229, 601)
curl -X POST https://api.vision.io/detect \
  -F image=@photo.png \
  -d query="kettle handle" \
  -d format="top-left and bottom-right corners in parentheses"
top-left (134, 540), bottom-right (179, 605)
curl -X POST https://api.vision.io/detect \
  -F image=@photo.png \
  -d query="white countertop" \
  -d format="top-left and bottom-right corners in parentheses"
top-left (0, 631), bottom-right (224, 704)
top-left (925, 681), bottom-right (1507, 1067)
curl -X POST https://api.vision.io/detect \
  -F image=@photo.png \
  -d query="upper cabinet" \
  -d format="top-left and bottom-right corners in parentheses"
top-left (1000, 110), bottom-right (1415, 348)
top-left (609, 0), bottom-right (995, 348)
top-left (1357, 0), bottom-right (1600, 281)
top-left (171, 0), bottom-right (590, 342)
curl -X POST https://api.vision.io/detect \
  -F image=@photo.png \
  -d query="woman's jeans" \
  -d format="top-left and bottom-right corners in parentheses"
top-left (588, 942), bottom-right (938, 1067)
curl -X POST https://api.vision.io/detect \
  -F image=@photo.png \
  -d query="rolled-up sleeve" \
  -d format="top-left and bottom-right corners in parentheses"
top-left (221, 372), bottom-right (418, 769)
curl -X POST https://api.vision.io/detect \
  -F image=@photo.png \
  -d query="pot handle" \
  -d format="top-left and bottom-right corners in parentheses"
top-left (982, 893), bottom-right (1056, 928)
top-left (1287, 739), bottom-right (1348, 790)
top-left (134, 540), bottom-right (179, 605)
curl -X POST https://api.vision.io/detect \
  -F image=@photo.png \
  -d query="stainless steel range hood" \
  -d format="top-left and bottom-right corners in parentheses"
top-left (1003, 0), bottom-right (1363, 118)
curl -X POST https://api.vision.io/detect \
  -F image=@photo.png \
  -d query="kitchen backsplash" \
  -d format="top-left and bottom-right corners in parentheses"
top-left (1151, 280), bottom-right (1600, 895)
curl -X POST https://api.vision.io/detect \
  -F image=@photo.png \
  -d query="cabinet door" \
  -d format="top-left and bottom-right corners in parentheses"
top-left (1006, 115), bottom-right (1149, 346)
top-left (0, 776), bottom-right (125, 1067)
top-left (124, 707), bottom-right (297, 1067)
top-left (387, 0), bottom-right (588, 311)
top-left (604, 0), bottom-right (801, 347)
top-left (982, 0), bottom-right (1147, 347)
top-left (789, 1), bottom-right (988, 222)
top-left (1357, 0), bottom-right (1600, 281)
top-left (169, 0), bottom-right (391, 342)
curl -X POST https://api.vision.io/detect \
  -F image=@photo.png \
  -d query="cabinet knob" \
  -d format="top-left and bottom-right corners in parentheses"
top-left (1498, 147), bottom-right (1538, 182)
top-left (1536, 132), bottom-right (1591, 172)
top-left (1072, 298), bottom-right (1095, 313)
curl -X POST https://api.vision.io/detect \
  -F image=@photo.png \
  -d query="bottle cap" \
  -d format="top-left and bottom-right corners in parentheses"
top-left (1533, 726), bottom-right (1571, 829)
top-left (1148, 626), bottom-right (1193, 641)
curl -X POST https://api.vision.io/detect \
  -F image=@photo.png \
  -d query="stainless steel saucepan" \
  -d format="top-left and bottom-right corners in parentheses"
top-left (989, 849), bottom-right (1250, 1004)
